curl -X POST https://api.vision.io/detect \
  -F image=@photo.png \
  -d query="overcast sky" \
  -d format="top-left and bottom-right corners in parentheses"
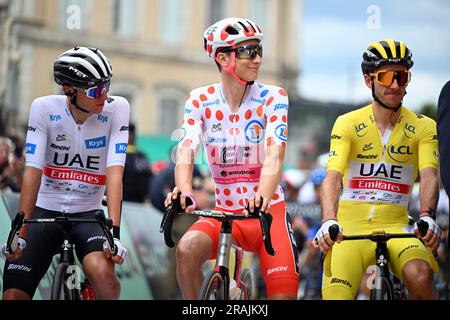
top-left (299, 0), bottom-right (450, 111)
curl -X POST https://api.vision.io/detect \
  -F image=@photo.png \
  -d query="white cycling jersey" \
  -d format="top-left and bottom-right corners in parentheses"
top-left (25, 95), bottom-right (130, 213)
top-left (179, 82), bottom-right (288, 210)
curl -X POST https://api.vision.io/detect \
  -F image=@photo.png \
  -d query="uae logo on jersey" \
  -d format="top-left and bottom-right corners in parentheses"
top-left (245, 120), bottom-right (264, 143)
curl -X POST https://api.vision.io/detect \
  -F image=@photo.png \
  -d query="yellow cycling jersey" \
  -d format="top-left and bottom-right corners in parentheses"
top-left (327, 104), bottom-right (439, 229)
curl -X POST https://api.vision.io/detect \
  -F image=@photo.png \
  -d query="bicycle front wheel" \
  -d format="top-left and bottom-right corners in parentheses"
top-left (51, 263), bottom-right (81, 300)
top-left (199, 270), bottom-right (226, 300)
top-left (239, 268), bottom-right (253, 300)
top-left (370, 277), bottom-right (393, 300)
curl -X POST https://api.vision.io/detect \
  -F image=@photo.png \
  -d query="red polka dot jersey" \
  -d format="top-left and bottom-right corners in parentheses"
top-left (179, 82), bottom-right (288, 210)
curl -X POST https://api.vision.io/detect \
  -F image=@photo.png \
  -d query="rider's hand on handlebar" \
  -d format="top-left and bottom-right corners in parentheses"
top-left (242, 194), bottom-right (271, 217)
top-left (164, 186), bottom-right (196, 214)
top-left (414, 216), bottom-right (440, 251)
top-left (1, 237), bottom-right (27, 261)
top-left (312, 220), bottom-right (343, 253)
top-left (103, 238), bottom-right (128, 265)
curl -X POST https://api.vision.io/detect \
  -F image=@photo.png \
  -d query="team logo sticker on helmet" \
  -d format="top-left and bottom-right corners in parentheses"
top-left (245, 120), bottom-right (264, 143)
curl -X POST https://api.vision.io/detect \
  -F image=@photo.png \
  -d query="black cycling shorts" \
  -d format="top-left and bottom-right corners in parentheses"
top-left (3, 206), bottom-right (106, 297)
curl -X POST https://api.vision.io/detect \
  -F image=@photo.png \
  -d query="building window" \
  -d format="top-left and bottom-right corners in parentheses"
top-left (109, 81), bottom-right (141, 123)
top-left (112, 0), bottom-right (137, 36)
top-left (159, 0), bottom-right (184, 44)
top-left (157, 86), bottom-right (185, 135)
top-left (249, 0), bottom-right (269, 50)
top-left (207, 0), bottom-right (225, 27)
top-left (60, 0), bottom-right (87, 31)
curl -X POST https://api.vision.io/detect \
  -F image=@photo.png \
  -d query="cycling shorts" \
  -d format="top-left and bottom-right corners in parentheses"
top-left (3, 207), bottom-right (106, 298)
top-left (188, 201), bottom-right (299, 298)
top-left (322, 223), bottom-right (437, 300)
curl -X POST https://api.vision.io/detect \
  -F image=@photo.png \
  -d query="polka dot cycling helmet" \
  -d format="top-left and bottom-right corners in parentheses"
top-left (203, 17), bottom-right (264, 60)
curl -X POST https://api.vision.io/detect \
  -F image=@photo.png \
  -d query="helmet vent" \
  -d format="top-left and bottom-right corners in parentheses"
top-left (246, 20), bottom-right (257, 33)
top-left (225, 25), bottom-right (239, 35)
top-left (237, 21), bottom-right (249, 33)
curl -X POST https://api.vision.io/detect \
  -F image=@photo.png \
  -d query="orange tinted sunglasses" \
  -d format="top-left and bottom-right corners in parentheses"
top-left (370, 70), bottom-right (411, 87)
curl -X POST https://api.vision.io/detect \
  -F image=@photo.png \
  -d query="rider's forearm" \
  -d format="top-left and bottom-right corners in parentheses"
top-left (257, 145), bottom-right (284, 198)
top-left (175, 147), bottom-right (195, 194)
top-left (106, 166), bottom-right (124, 227)
top-left (419, 167), bottom-right (439, 216)
top-left (320, 171), bottom-right (342, 222)
top-left (18, 166), bottom-right (42, 237)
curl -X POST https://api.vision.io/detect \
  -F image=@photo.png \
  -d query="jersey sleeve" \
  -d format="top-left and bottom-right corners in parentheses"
top-left (264, 87), bottom-right (288, 150)
top-left (25, 98), bottom-right (48, 170)
top-left (327, 115), bottom-right (352, 174)
top-left (418, 118), bottom-right (439, 171)
top-left (178, 90), bottom-right (203, 152)
top-left (107, 97), bottom-right (130, 167)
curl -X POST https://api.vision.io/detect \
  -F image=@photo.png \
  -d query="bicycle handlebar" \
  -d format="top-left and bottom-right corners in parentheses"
top-left (5, 210), bottom-right (116, 255)
top-left (327, 219), bottom-right (439, 261)
top-left (160, 193), bottom-right (276, 256)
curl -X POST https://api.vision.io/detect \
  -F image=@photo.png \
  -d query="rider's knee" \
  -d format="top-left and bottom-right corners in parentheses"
top-left (176, 235), bottom-right (209, 265)
top-left (402, 260), bottom-right (433, 286)
top-left (89, 266), bottom-right (119, 288)
top-left (2, 289), bottom-right (31, 300)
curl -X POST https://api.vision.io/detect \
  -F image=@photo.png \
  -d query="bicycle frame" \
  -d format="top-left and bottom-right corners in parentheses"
top-left (160, 195), bottom-right (275, 300)
top-left (328, 223), bottom-right (433, 300)
top-left (212, 218), bottom-right (249, 300)
top-left (5, 210), bottom-right (115, 300)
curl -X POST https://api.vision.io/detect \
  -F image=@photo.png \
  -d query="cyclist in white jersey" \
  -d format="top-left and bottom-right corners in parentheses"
top-left (165, 17), bottom-right (299, 300)
top-left (2, 47), bottom-right (129, 300)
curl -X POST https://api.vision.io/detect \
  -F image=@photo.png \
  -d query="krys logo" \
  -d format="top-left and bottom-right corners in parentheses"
top-left (355, 122), bottom-right (368, 137)
top-left (245, 120), bottom-right (264, 143)
top-left (85, 136), bottom-right (106, 149)
top-left (387, 145), bottom-right (413, 163)
top-left (403, 123), bottom-right (416, 138)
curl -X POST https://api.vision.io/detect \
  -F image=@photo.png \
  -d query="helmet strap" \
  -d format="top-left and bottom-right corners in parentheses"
top-left (219, 50), bottom-right (254, 86)
top-left (371, 82), bottom-right (402, 112)
top-left (66, 91), bottom-right (90, 114)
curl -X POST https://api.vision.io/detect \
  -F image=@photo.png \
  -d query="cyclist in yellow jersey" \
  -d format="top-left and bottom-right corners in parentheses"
top-left (313, 39), bottom-right (440, 300)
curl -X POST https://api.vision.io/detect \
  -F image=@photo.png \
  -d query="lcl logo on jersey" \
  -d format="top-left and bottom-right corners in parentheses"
top-left (387, 145), bottom-right (413, 163)
top-left (275, 124), bottom-right (288, 142)
top-left (403, 123), bottom-right (416, 138)
top-left (355, 122), bottom-right (368, 137)
top-left (245, 120), bottom-right (264, 143)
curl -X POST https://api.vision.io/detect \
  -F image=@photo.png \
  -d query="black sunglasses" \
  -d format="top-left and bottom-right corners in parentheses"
top-left (222, 44), bottom-right (263, 59)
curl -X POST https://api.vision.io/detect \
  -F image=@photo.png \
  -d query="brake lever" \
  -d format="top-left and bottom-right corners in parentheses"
top-left (6, 212), bottom-right (25, 253)
top-left (160, 192), bottom-right (193, 248)
top-left (94, 210), bottom-right (117, 255)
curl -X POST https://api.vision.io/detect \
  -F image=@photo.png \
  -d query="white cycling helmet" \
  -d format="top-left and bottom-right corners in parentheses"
top-left (203, 17), bottom-right (264, 61)
top-left (282, 169), bottom-right (306, 189)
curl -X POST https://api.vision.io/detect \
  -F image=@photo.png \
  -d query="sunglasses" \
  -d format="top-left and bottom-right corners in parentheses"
top-left (222, 44), bottom-right (263, 59)
top-left (370, 70), bottom-right (411, 87)
top-left (75, 81), bottom-right (110, 99)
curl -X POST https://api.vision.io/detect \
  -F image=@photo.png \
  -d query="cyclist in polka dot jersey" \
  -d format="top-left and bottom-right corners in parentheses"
top-left (165, 17), bottom-right (299, 300)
